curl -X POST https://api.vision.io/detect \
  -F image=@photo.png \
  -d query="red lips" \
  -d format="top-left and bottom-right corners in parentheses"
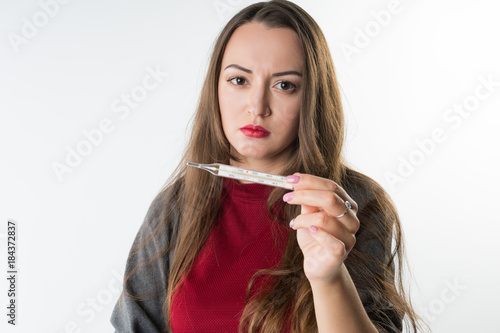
top-left (240, 124), bottom-right (270, 138)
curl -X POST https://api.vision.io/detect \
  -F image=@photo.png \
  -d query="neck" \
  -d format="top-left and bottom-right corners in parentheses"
top-left (229, 158), bottom-right (289, 184)
top-left (228, 144), bottom-right (296, 183)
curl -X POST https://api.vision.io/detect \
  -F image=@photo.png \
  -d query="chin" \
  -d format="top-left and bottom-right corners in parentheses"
top-left (233, 147), bottom-right (271, 160)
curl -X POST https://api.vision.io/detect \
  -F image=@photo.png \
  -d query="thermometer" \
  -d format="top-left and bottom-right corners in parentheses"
top-left (187, 162), bottom-right (293, 189)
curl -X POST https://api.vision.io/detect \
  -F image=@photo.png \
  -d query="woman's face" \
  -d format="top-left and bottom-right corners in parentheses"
top-left (218, 22), bottom-right (304, 171)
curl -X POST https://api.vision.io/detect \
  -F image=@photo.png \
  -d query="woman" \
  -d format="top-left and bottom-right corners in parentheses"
top-left (111, 1), bottom-right (423, 332)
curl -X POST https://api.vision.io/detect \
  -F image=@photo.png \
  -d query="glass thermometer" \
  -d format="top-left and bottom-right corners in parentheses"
top-left (187, 162), bottom-right (293, 189)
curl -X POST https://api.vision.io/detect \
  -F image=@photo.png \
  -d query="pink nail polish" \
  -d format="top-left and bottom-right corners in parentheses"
top-left (309, 225), bottom-right (318, 233)
top-left (286, 175), bottom-right (300, 184)
top-left (283, 192), bottom-right (294, 202)
top-left (289, 219), bottom-right (295, 228)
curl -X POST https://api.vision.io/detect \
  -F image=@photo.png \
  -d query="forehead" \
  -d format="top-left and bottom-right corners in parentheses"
top-left (222, 22), bottom-right (304, 71)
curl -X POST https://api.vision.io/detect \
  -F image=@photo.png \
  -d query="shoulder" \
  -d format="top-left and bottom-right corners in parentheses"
top-left (341, 169), bottom-right (404, 330)
top-left (340, 167), bottom-right (398, 266)
top-left (145, 177), bottom-right (184, 225)
top-left (140, 177), bottom-right (184, 243)
top-left (124, 177), bottom-right (184, 284)
top-left (110, 178), bottom-right (184, 332)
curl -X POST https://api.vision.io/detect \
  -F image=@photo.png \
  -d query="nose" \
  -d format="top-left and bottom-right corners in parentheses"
top-left (247, 82), bottom-right (271, 117)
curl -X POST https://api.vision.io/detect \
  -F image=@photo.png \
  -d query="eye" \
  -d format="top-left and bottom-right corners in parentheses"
top-left (275, 80), bottom-right (297, 92)
top-left (228, 76), bottom-right (247, 86)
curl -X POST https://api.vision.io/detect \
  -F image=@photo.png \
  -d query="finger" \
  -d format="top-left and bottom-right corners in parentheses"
top-left (286, 173), bottom-right (359, 213)
top-left (308, 225), bottom-right (348, 261)
top-left (284, 190), bottom-right (360, 233)
top-left (291, 211), bottom-right (357, 250)
top-left (301, 204), bottom-right (319, 215)
top-left (285, 189), bottom-right (343, 214)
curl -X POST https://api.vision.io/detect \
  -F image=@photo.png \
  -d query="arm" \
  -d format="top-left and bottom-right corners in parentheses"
top-left (310, 264), bottom-right (378, 333)
top-left (285, 173), bottom-right (402, 332)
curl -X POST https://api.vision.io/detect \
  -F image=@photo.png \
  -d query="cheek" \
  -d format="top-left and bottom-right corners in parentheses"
top-left (282, 109), bottom-right (300, 140)
top-left (219, 88), bottom-right (248, 134)
top-left (219, 84), bottom-right (237, 115)
top-left (218, 83), bottom-right (231, 127)
top-left (279, 106), bottom-right (300, 131)
top-left (218, 89), bottom-right (239, 138)
top-left (289, 116), bottom-right (300, 138)
top-left (219, 88), bottom-right (242, 112)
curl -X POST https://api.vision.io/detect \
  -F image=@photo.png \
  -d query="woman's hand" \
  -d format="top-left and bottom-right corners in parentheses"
top-left (283, 173), bottom-right (360, 285)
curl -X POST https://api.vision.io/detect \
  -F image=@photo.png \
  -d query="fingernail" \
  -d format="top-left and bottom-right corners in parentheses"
top-left (283, 192), bottom-right (294, 202)
top-left (286, 175), bottom-right (300, 184)
top-left (289, 219), bottom-right (295, 228)
top-left (309, 225), bottom-right (318, 234)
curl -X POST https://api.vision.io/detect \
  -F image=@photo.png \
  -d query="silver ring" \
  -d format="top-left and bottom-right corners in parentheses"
top-left (335, 200), bottom-right (351, 218)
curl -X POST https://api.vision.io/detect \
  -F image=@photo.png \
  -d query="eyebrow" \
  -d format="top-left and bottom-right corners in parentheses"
top-left (224, 64), bottom-right (302, 77)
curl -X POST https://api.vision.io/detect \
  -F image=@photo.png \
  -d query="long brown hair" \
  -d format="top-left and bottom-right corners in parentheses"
top-left (122, 1), bottom-right (425, 332)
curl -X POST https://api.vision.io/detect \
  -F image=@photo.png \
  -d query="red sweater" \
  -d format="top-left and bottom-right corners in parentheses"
top-left (170, 177), bottom-right (291, 332)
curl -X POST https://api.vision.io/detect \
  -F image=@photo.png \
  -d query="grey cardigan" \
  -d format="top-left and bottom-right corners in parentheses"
top-left (111, 186), bottom-right (179, 332)
top-left (111, 180), bottom-right (403, 332)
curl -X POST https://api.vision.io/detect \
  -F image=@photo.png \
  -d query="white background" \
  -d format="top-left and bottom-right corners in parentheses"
top-left (1, 0), bottom-right (499, 332)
